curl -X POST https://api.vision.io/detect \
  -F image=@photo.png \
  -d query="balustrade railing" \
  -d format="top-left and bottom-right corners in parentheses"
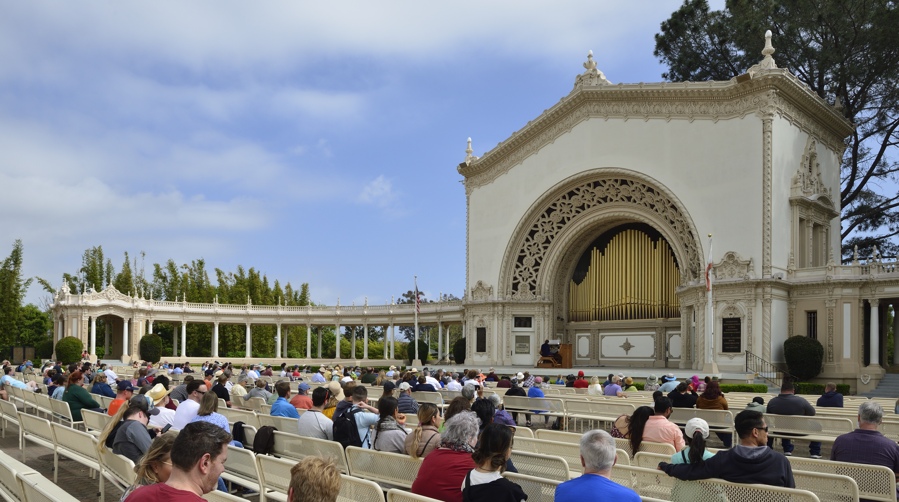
top-left (744, 350), bottom-right (783, 388)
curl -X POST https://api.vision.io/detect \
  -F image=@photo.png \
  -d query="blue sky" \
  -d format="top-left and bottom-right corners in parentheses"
top-left (1, 1), bottom-right (725, 307)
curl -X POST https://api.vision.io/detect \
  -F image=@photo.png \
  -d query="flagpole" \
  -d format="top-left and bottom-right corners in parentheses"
top-left (414, 275), bottom-right (420, 364)
top-left (705, 233), bottom-right (719, 374)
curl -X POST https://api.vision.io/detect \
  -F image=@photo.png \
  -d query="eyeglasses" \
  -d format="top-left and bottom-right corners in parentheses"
top-left (196, 391), bottom-right (206, 395)
top-left (756, 426), bottom-right (769, 432)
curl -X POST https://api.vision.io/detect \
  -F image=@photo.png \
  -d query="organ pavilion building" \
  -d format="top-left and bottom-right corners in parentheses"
top-left (458, 33), bottom-right (898, 392)
top-left (52, 33), bottom-right (899, 392)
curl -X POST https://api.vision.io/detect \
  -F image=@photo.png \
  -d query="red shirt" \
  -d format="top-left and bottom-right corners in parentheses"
top-left (573, 378), bottom-right (590, 389)
top-left (411, 448), bottom-right (476, 502)
top-left (126, 483), bottom-right (204, 502)
top-left (108, 398), bottom-right (126, 416)
top-left (289, 394), bottom-right (313, 410)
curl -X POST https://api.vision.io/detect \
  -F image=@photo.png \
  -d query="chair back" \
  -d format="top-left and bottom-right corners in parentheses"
top-left (508, 450), bottom-right (570, 482)
top-left (503, 472), bottom-right (560, 502)
top-left (272, 431), bottom-right (349, 474)
top-left (338, 475), bottom-right (385, 502)
top-left (344, 446), bottom-right (423, 489)
top-left (385, 488), bottom-right (443, 502)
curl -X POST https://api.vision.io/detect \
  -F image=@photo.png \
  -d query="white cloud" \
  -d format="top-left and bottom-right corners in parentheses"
top-left (358, 175), bottom-right (398, 210)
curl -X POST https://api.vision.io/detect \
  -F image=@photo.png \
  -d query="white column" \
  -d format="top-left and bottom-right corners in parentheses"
top-left (389, 323), bottom-right (395, 359)
top-left (122, 319), bottom-right (130, 357)
top-left (383, 325), bottom-right (388, 360)
top-left (363, 324), bottom-right (369, 359)
top-left (180, 321), bottom-right (187, 358)
top-left (306, 322), bottom-right (312, 359)
top-left (437, 322), bottom-right (443, 362)
top-left (212, 322), bottom-right (219, 358)
top-left (148, 320), bottom-right (154, 334)
top-left (317, 326), bottom-right (322, 358)
top-left (282, 326), bottom-right (288, 359)
top-left (90, 317), bottom-right (97, 356)
top-left (275, 324), bottom-right (282, 360)
top-left (335, 323), bottom-right (341, 359)
top-left (173, 323), bottom-right (179, 356)
top-left (245, 323), bottom-right (252, 358)
top-left (870, 299), bottom-right (880, 366)
top-left (893, 303), bottom-right (899, 365)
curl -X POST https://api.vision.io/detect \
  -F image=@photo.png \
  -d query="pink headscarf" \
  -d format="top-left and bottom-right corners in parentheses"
top-left (691, 375), bottom-right (701, 388)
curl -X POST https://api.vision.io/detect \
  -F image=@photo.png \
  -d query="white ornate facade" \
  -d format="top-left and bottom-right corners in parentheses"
top-left (458, 36), bottom-right (899, 391)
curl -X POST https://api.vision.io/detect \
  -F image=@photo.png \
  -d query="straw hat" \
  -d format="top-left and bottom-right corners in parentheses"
top-left (146, 384), bottom-right (172, 405)
top-left (327, 381), bottom-right (344, 401)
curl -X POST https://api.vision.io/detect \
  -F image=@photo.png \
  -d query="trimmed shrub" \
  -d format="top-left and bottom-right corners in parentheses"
top-left (54, 336), bottom-right (83, 365)
top-left (453, 338), bottom-right (466, 365)
top-left (406, 340), bottom-right (430, 364)
top-left (35, 338), bottom-right (54, 359)
top-left (794, 382), bottom-right (851, 396)
top-left (139, 334), bottom-right (163, 363)
top-left (720, 384), bottom-right (769, 393)
top-left (784, 336), bottom-right (824, 381)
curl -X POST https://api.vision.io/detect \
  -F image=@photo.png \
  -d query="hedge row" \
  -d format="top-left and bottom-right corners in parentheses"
top-left (794, 382), bottom-right (851, 396)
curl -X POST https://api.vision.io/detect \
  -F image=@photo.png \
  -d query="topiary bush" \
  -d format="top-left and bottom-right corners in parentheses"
top-left (54, 336), bottom-right (83, 365)
top-left (784, 336), bottom-right (824, 381)
top-left (720, 384), bottom-right (769, 393)
top-left (406, 339), bottom-right (430, 364)
top-left (35, 338), bottom-right (54, 359)
top-left (139, 334), bottom-right (163, 363)
top-left (453, 337), bottom-right (466, 364)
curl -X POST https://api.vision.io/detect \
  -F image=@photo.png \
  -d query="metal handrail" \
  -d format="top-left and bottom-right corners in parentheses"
top-left (745, 350), bottom-right (783, 388)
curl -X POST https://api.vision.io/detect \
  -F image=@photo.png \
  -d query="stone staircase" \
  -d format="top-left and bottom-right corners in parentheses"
top-left (862, 373), bottom-right (899, 398)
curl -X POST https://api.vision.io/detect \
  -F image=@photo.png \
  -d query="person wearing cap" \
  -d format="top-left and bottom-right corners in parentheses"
top-left (312, 367), bottom-right (327, 383)
top-left (397, 382), bottom-right (420, 414)
top-left (527, 376), bottom-right (551, 426)
top-left (487, 393), bottom-right (516, 428)
top-left (555, 429), bottom-right (641, 502)
top-left (622, 377), bottom-right (638, 392)
top-left (671, 418), bottom-right (714, 464)
top-left (386, 365), bottom-right (397, 378)
top-left (146, 384), bottom-right (176, 428)
top-left (63, 370), bottom-right (102, 421)
top-left (658, 374), bottom-right (680, 393)
top-left (573, 370), bottom-right (590, 389)
top-left (603, 376), bottom-right (626, 398)
top-left (113, 395), bottom-right (160, 462)
top-left (322, 381), bottom-right (345, 419)
top-left (290, 382), bottom-right (314, 410)
top-left (109, 380), bottom-right (136, 416)
top-left (660, 409), bottom-right (794, 487)
top-left (644, 374), bottom-right (660, 392)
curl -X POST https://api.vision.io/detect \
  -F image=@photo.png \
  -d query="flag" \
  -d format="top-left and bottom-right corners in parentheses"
top-left (415, 285), bottom-right (420, 314)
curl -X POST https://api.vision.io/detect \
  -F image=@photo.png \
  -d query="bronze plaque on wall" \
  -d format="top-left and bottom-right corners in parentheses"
top-left (721, 317), bottom-right (741, 353)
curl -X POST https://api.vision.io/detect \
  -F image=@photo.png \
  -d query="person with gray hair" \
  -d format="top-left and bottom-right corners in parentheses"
top-left (831, 401), bottom-right (899, 475)
top-left (555, 429), bottom-right (640, 501)
top-left (411, 411), bottom-right (479, 502)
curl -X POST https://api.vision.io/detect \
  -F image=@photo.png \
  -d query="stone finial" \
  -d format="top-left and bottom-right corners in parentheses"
top-left (759, 30), bottom-right (777, 70)
top-left (464, 137), bottom-right (479, 165)
top-left (574, 50), bottom-right (611, 88)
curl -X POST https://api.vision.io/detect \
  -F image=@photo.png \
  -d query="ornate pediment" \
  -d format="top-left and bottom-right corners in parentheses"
top-left (714, 252), bottom-right (754, 281)
top-left (470, 281), bottom-right (494, 302)
top-left (83, 284), bottom-right (132, 303)
top-left (790, 138), bottom-right (839, 219)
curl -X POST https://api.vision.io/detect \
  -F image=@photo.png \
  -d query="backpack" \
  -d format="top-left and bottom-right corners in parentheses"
top-left (253, 425), bottom-right (277, 454)
top-left (231, 421), bottom-right (247, 447)
top-left (333, 407), bottom-right (365, 449)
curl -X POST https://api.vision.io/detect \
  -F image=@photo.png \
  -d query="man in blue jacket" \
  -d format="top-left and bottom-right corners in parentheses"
top-left (816, 382), bottom-right (843, 408)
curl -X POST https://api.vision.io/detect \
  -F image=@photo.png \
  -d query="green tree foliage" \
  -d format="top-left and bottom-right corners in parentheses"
top-left (113, 252), bottom-right (135, 295)
top-left (139, 333), bottom-right (163, 363)
top-left (453, 337), bottom-right (466, 364)
top-left (35, 338), bottom-right (54, 359)
top-left (18, 304), bottom-right (51, 347)
top-left (783, 336), bottom-right (824, 381)
top-left (55, 336), bottom-right (83, 365)
top-left (0, 240), bottom-right (32, 348)
top-left (655, 0), bottom-right (899, 258)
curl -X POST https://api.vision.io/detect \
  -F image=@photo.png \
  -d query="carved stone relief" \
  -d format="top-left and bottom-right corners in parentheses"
top-left (470, 281), bottom-right (494, 302)
top-left (506, 174), bottom-right (702, 299)
top-left (714, 252), bottom-right (755, 280)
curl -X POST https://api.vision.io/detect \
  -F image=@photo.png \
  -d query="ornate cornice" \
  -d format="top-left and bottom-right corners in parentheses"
top-left (459, 71), bottom-right (853, 190)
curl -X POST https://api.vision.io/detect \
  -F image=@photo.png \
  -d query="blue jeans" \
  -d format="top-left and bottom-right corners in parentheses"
top-left (768, 436), bottom-right (821, 456)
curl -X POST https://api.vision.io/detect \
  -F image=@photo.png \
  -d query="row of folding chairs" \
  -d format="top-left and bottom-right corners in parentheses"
top-left (6, 387), bottom-right (83, 429)
top-left (0, 448), bottom-right (79, 502)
